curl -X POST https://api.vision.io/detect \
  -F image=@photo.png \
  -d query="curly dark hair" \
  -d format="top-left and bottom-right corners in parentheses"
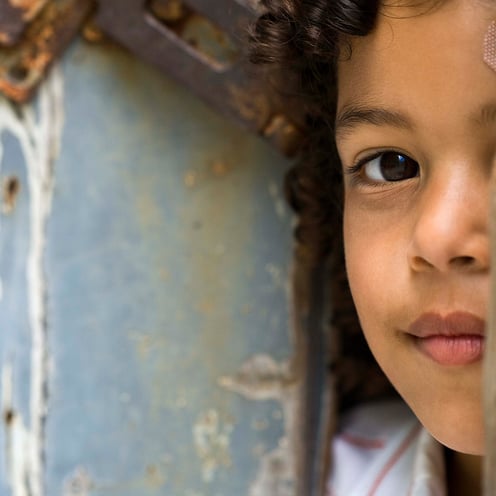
top-left (250, 0), bottom-right (379, 262)
top-left (248, 2), bottom-right (400, 492)
top-left (250, 0), bottom-right (396, 404)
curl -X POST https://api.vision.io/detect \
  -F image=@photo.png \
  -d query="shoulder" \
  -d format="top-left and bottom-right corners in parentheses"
top-left (328, 399), bottom-right (446, 496)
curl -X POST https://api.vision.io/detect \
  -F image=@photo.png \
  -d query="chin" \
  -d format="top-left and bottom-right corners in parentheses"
top-left (436, 434), bottom-right (484, 456)
top-left (398, 387), bottom-right (485, 456)
top-left (422, 409), bottom-right (484, 456)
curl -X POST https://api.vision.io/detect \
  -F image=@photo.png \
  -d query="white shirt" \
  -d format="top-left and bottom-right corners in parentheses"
top-left (327, 400), bottom-right (446, 496)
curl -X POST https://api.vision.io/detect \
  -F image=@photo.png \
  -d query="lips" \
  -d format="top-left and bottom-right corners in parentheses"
top-left (407, 312), bottom-right (485, 366)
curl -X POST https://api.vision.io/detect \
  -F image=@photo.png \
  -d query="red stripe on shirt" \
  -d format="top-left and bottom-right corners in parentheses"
top-left (368, 424), bottom-right (422, 496)
top-left (340, 432), bottom-right (385, 450)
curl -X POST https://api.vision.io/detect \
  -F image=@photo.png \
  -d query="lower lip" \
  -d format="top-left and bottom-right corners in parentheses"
top-left (415, 335), bottom-right (484, 366)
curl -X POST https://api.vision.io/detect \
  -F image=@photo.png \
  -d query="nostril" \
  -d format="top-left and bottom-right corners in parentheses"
top-left (450, 256), bottom-right (475, 268)
top-left (410, 256), bottom-right (435, 271)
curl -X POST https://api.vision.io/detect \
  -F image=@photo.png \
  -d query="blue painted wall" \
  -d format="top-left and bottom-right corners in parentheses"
top-left (0, 38), bottom-right (295, 496)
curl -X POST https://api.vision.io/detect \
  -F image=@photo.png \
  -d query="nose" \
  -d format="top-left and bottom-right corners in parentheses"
top-left (407, 169), bottom-right (490, 274)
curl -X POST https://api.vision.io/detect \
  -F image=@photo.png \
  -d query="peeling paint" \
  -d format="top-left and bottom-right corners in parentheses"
top-left (2, 363), bottom-right (31, 496)
top-left (219, 354), bottom-right (297, 496)
top-left (144, 463), bottom-right (167, 489)
top-left (129, 331), bottom-right (167, 361)
top-left (264, 263), bottom-right (291, 307)
top-left (62, 467), bottom-right (93, 496)
top-left (268, 181), bottom-right (287, 220)
top-left (192, 409), bottom-right (233, 483)
top-left (2, 175), bottom-right (21, 213)
top-left (0, 67), bottom-right (64, 496)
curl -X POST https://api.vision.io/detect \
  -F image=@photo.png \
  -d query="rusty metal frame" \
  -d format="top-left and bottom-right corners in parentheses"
top-left (95, 0), bottom-right (264, 129)
top-left (0, 0), bottom-right (93, 102)
top-left (0, 0), bottom-right (300, 154)
top-left (0, 0), bottom-right (50, 47)
top-left (94, 0), bottom-right (299, 155)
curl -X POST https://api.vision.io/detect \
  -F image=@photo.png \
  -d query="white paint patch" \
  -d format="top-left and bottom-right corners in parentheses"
top-left (2, 363), bottom-right (31, 496)
top-left (268, 181), bottom-right (287, 220)
top-left (62, 466), bottom-right (94, 496)
top-left (0, 68), bottom-right (64, 496)
top-left (192, 409), bottom-right (233, 483)
top-left (265, 263), bottom-right (290, 299)
top-left (219, 354), bottom-right (297, 496)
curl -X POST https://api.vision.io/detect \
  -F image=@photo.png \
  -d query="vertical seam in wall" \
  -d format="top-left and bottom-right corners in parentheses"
top-left (25, 67), bottom-right (64, 496)
top-left (0, 68), bottom-right (64, 496)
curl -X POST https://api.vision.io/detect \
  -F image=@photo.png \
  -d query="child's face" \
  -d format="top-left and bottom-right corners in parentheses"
top-left (336, 0), bottom-right (496, 455)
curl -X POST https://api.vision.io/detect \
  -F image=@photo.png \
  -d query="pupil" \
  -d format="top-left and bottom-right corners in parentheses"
top-left (380, 153), bottom-right (416, 181)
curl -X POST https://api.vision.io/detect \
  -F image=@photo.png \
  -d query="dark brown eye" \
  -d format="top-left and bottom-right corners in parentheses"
top-left (363, 152), bottom-right (419, 182)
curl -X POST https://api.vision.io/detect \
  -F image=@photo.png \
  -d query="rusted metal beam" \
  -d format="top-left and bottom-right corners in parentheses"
top-left (0, 0), bottom-right (93, 102)
top-left (0, 0), bottom-right (300, 154)
top-left (94, 0), bottom-right (266, 130)
top-left (95, 0), bottom-right (300, 155)
top-left (0, 0), bottom-right (49, 47)
top-left (293, 261), bottom-right (334, 496)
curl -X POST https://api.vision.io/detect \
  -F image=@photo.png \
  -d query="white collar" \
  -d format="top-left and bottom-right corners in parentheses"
top-left (329, 400), bottom-right (448, 496)
top-left (408, 428), bottom-right (446, 496)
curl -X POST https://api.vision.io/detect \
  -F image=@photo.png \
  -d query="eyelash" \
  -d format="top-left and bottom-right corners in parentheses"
top-left (346, 152), bottom-right (383, 176)
top-left (344, 151), bottom-right (385, 187)
top-left (344, 150), bottom-right (418, 186)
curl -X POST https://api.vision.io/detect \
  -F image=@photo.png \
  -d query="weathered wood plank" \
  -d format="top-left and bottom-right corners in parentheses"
top-left (483, 171), bottom-right (496, 494)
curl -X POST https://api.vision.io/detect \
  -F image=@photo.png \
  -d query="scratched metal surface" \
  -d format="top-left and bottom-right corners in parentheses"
top-left (0, 39), bottom-right (295, 495)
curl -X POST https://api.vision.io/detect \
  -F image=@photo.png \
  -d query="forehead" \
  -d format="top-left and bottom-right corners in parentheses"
top-left (337, 0), bottom-right (496, 116)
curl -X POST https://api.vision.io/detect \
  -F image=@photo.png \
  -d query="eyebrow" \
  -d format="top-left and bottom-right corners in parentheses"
top-left (335, 102), bottom-right (496, 139)
top-left (335, 105), bottom-right (413, 139)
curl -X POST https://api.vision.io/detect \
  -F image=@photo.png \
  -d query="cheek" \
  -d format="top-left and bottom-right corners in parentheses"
top-left (344, 207), bottom-right (380, 337)
top-left (344, 205), bottom-right (386, 304)
top-left (343, 200), bottom-right (407, 330)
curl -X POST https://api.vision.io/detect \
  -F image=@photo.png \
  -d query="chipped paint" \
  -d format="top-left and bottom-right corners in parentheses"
top-left (219, 354), bottom-right (298, 496)
top-left (268, 181), bottom-right (288, 220)
top-left (0, 67), bottom-right (63, 496)
top-left (62, 466), bottom-right (93, 496)
top-left (0, 0), bottom-right (91, 101)
top-left (219, 354), bottom-right (297, 496)
top-left (265, 263), bottom-right (289, 295)
top-left (192, 409), bottom-right (234, 483)
top-left (2, 175), bottom-right (21, 213)
top-left (10, 0), bottom-right (48, 22)
top-left (2, 363), bottom-right (27, 496)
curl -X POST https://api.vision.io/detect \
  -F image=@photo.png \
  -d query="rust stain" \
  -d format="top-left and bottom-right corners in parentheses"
top-left (149, 2), bottom-right (239, 70)
top-left (184, 159), bottom-right (233, 189)
top-left (0, 0), bottom-right (93, 102)
top-left (3, 408), bottom-right (14, 425)
top-left (184, 170), bottom-right (198, 188)
top-left (81, 19), bottom-right (105, 44)
top-left (2, 175), bottom-right (20, 213)
top-left (149, 0), bottom-right (186, 24)
top-left (263, 114), bottom-right (302, 157)
top-left (129, 332), bottom-right (167, 361)
top-left (0, 78), bottom-right (25, 101)
top-left (0, 33), bottom-right (11, 45)
top-left (211, 160), bottom-right (230, 177)
top-left (228, 83), bottom-right (271, 131)
top-left (193, 409), bottom-right (234, 482)
top-left (63, 467), bottom-right (94, 495)
top-left (10, 0), bottom-right (48, 22)
top-left (0, 0), bottom-right (50, 48)
top-left (145, 464), bottom-right (167, 489)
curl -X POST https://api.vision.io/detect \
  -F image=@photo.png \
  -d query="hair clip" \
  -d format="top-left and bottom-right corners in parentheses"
top-left (484, 20), bottom-right (496, 72)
